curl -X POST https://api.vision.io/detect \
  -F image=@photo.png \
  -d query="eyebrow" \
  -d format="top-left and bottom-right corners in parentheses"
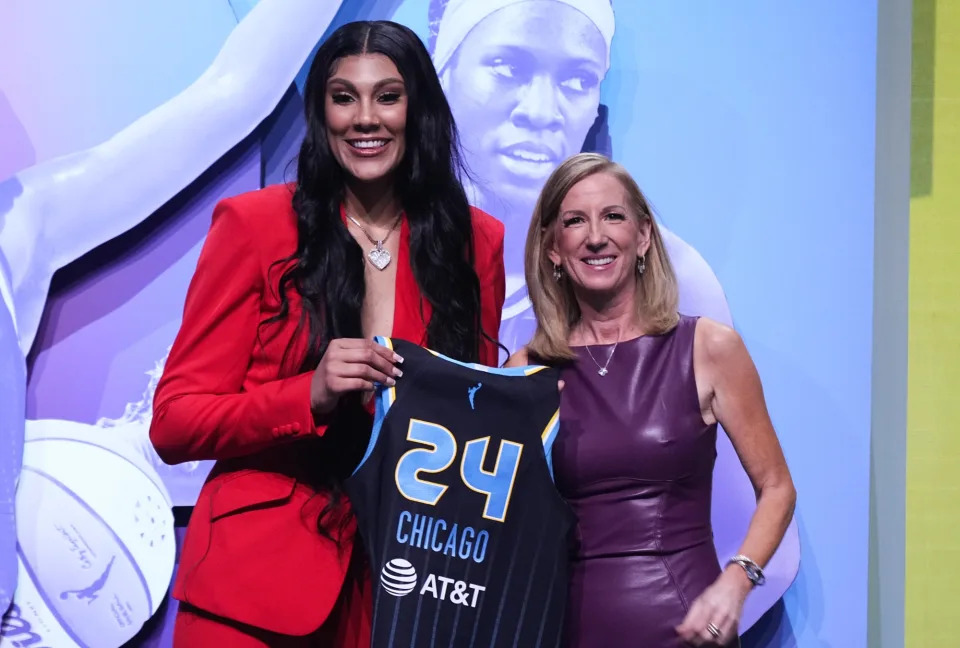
top-left (561, 205), bottom-right (627, 217)
top-left (487, 45), bottom-right (603, 70)
top-left (327, 77), bottom-right (405, 92)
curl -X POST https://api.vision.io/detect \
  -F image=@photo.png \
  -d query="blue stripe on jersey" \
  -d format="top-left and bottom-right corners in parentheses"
top-left (540, 410), bottom-right (561, 479)
top-left (424, 348), bottom-right (548, 376)
top-left (353, 336), bottom-right (398, 475)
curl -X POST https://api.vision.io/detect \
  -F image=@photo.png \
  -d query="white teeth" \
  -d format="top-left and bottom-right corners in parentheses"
top-left (508, 150), bottom-right (550, 162)
top-left (351, 140), bottom-right (386, 149)
top-left (585, 257), bottom-right (614, 266)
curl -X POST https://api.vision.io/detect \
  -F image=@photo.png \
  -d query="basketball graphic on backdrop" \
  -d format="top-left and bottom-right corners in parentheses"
top-left (0, 432), bottom-right (175, 648)
top-left (381, 558), bottom-right (418, 597)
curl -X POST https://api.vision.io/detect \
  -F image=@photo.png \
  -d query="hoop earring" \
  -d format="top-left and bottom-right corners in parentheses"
top-left (636, 255), bottom-right (646, 276)
top-left (553, 264), bottom-right (563, 281)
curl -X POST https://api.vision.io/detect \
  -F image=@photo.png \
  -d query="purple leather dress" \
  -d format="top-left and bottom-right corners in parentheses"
top-left (556, 316), bottom-right (739, 647)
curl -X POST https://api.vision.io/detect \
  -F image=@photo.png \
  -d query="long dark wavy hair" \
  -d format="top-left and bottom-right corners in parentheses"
top-left (266, 21), bottom-right (486, 541)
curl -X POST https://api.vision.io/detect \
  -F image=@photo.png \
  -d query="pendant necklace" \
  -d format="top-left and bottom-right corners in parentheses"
top-left (346, 211), bottom-right (402, 271)
top-left (584, 339), bottom-right (619, 377)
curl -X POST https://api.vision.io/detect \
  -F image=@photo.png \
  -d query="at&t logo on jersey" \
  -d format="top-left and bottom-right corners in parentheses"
top-left (380, 558), bottom-right (418, 596)
top-left (419, 573), bottom-right (486, 608)
top-left (381, 557), bottom-right (486, 608)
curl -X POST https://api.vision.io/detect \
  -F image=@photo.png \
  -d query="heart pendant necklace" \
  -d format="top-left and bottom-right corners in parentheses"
top-left (346, 211), bottom-right (402, 271)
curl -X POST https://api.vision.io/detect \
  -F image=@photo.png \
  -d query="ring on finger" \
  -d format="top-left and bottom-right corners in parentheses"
top-left (706, 622), bottom-right (721, 639)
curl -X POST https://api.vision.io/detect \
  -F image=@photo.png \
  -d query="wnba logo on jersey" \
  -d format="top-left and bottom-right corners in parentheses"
top-left (467, 383), bottom-right (482, 409)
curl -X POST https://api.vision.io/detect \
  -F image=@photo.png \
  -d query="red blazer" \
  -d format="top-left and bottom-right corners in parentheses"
top-left (150, 184), bottom-right (505, 638)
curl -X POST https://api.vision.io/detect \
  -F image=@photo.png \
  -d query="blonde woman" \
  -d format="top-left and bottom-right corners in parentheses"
top-left (508, 153), bottom-right (795, 647)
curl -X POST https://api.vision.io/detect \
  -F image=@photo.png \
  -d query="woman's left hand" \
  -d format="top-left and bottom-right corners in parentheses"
top-left (674, 567), bottom-right (750, 645)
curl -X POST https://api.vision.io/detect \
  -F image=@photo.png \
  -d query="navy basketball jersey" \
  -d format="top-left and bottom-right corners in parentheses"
top-left (345, 337), bottom-right (574, 648)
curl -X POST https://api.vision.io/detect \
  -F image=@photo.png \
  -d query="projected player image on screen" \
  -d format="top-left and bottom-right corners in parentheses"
top-left (429, 0), bottom-right (732, 356)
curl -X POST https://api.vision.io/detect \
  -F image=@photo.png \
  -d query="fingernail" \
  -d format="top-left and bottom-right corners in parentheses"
top-left (386, 378), bottom-right (396, 386)
top-left (394, 354), bottom-right (404, 363)
top-left (394, 368), bottom-right (403, 378)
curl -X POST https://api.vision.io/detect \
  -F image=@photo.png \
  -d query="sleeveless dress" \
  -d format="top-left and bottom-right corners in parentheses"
top-left (555, 316), bottom-right (739, 647)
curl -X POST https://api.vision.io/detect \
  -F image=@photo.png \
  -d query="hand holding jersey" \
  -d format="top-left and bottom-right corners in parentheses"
top-left (309, 339), bottom-right (405, 415)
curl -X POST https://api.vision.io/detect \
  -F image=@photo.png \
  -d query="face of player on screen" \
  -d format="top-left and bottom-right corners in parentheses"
top-left (325, 54), bottom-right (409, 185)
top-left (441, 1), bottom-right (606, 218)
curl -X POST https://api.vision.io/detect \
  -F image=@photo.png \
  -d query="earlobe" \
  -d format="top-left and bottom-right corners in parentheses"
top-left (545, 231), bottom-right (562, 267)
top-left (636, 237), bottom-right (650, 259)
top-left (637, 221), bottom-right (653, 258)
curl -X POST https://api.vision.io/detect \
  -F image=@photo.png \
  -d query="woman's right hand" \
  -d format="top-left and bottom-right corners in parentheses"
top-left (310, 339), bottom-right (404, 415)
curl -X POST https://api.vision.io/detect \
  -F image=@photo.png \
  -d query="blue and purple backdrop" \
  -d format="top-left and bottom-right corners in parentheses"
top-left (0, 0), bottom-right (874, 646)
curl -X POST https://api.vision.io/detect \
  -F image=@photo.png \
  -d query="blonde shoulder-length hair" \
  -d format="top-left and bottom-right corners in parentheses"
top-left (525, 153), bottom-right (679, 363)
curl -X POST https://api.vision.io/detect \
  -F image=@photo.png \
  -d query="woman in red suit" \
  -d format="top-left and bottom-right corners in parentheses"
top-left (149, 20), bottom-right (505, 647)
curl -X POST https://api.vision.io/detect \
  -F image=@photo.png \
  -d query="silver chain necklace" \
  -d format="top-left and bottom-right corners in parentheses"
top-left (584, 340), bottom-right (619, 376)
top-left (346, 212), bottom-right (402, 270)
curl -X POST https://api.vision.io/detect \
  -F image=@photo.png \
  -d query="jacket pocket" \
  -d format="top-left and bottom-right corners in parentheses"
top-left (210, 469), bottom-right (297, 521)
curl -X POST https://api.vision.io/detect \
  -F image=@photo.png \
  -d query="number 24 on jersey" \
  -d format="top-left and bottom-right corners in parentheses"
top-left (394, 419), bottom-right (523, 523)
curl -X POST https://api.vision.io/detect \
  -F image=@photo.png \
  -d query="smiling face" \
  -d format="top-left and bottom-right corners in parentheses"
top-left (548, 171), bottom-right (651, 300)
top-left (442, 1), bottom-right (607, 216)
top-left (325, 53), bottom-right (408, 184)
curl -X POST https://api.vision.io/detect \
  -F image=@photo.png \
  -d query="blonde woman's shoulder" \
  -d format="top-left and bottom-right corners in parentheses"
top-left (504, 346), bottom-right (530, 368)
top-left (506, 346), bottom-right (566, 392)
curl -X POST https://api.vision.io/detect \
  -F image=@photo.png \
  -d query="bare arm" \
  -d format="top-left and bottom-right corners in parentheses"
top-left (0, 0), bottom-right (344, 354)
top-left (697, 319), bottom-right (796, 572)
top-left (677, 317), bottom-right (796, 644)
